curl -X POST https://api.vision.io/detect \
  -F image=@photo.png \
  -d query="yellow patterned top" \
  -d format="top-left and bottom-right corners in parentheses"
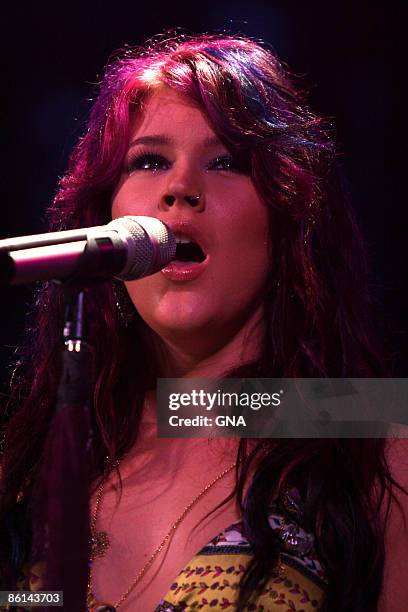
top-left (155, 510), bottom-right (326, 611)
top-left (15, 498), bottom-right (326, 611)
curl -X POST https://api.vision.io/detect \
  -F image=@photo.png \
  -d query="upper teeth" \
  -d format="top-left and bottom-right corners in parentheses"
top-left (175, 233), bottom-right (193, 244)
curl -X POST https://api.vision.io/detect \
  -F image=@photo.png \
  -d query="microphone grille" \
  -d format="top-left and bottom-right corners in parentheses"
top-left (108, 216), bottom-right (176, 280)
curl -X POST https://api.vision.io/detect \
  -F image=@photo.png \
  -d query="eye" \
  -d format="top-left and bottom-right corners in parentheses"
top-left (207, 155), bottom-right (250, 174)
top-left (125, 151), bottom-right (171, 174)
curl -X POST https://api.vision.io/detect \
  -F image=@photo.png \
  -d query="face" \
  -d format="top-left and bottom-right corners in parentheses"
top-left (112, 87), bottom-right (270, 356)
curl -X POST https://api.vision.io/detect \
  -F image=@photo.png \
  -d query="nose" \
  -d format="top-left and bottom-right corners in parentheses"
top-left (159, 166), bottom-right (205, 212)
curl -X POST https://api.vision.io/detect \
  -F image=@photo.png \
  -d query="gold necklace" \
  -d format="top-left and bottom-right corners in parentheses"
top-left (87, 461), bottom-right (237, 611)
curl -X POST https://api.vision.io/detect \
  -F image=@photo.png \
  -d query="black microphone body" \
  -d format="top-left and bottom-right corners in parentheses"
top-left (0, 216), bottom-right (176, 286)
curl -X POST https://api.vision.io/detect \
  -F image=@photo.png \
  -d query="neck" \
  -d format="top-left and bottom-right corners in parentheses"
top-left (137, 304), bottom-right (265, 431)
top-left (150, 303), bottom-right (265, 378)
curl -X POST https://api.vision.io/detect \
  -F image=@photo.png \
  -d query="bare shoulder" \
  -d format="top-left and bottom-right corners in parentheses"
top-left (378, 439), bottom-right (408, 611)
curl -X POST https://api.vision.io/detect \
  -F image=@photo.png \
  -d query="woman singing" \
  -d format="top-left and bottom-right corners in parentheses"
top-left (1, 33), bottom-right (407, 611)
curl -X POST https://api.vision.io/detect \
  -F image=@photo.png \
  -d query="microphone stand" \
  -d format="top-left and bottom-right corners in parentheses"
top-left (57, 286), bottom-right (93, 610)
top-left (39, 236), bottom-right (128, 610)
top-left (33, 283), bottom-right (93, 612)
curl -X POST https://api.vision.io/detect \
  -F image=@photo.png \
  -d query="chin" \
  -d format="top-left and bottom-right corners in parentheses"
top-left (138, 303), bottom-right (225, 346)
top-left (145, 293), bottom-right (213, 329)
top-left (153, 311), bottom-right (214, 337)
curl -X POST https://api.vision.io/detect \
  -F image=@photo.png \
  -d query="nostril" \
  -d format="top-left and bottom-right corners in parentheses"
top-left (184, 195), bottom-right (200, 207)
top-left (164, 195), bottom-right (176, 206)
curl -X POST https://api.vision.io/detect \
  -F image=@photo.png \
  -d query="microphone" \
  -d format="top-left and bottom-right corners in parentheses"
top-left (0, 216), bottom-right (176, 286)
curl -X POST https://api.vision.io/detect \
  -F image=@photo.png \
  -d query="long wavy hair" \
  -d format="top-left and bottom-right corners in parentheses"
top-left (0, 33), bottom-right (404, 611)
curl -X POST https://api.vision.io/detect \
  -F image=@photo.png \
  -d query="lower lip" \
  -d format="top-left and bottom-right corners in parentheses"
top-left (161, 257), bottom-right (209, 282)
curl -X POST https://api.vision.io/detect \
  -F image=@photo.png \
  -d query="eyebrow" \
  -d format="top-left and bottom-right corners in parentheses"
top-left (128, 134), bottom-right (223, 149)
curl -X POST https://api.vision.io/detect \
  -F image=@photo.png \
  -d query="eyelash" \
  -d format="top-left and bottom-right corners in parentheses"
top-left (125, 150), bottom-right (246, 174)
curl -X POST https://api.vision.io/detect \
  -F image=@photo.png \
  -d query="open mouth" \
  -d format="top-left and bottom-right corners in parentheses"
top-left (172, 235), bottom-right (206, 263)
top-left (161, 224), bottom-right (209, 281)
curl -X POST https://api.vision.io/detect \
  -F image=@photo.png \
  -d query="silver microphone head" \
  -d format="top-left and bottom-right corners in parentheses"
top-left (106, 216), bottom-right (176, 280)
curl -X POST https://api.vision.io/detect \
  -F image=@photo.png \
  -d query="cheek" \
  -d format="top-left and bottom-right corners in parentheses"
top-left (222, 201), bottom-right (270, 299)
top-left (111, 179), bottom-right (159, 219)
top-left (223, 197), bottom-right (269, 269)
top-left (125, 275), bottom-right (157, 310)
top-left (111, 177), bottom-right (128, 218)
top-left (124, 275), bottom-right (165, 330)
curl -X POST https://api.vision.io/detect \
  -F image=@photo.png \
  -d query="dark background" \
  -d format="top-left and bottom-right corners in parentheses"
top-left (0, 1), bottom-right (406, 395)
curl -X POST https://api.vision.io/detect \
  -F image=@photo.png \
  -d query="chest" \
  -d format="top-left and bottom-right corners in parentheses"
top-left (89, 460), bottom-right (239, 611)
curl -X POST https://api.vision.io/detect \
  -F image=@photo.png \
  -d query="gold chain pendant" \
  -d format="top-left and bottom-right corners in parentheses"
top-left (88, 462), bottom-right (237, 609)
top-left (87, 590), bottom-right (116, 611)
top-left (90, 529), bottom-right (110, 559)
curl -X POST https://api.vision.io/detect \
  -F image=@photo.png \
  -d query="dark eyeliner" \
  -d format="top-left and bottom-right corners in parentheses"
top-left (125, 149), bottom-right (171, 174)
top-left (207, 154), bottom-right (249, 174)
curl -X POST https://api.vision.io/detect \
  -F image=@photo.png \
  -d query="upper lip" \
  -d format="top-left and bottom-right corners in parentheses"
top-left (160, 219), bottom-right (209, 257)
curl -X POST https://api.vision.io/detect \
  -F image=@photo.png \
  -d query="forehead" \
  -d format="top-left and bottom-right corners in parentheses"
top-left (131, 87), bottom-right (217, 143)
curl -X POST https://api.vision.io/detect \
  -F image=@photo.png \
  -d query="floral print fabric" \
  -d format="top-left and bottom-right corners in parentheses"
top-left (156, 509), bottom-right (326, 611)
top-left (13, 500), bottom-right (326, 611)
